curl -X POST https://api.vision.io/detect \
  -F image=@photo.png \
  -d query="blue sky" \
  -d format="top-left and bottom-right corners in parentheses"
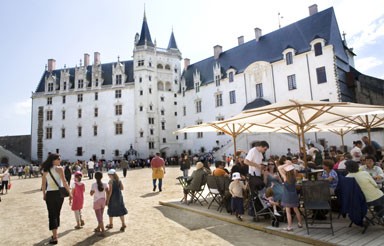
top-left (0, 0), bottom-right (383, 136)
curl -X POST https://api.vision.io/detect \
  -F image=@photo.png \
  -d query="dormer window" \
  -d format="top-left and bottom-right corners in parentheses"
top-left (229, 72), bottom-right (234, 82)
top-left (286, 52), bottom-right (293, 65)
top-left (138, 60), bottom-right (144, 66)
top-left (195, 82), bottom-right (200, 93)
top-left (116, 74), bottom-right (122, 85)
top-left (78, 79), bottom-right (84, 89)
top-left (63, 82), bottom-right (67, 90)
top-left (215, 75), bottom-right (220, 86)
top-left (314, 43), bottom-right (323, 56)
top-left (47, 82), bottom-right (54, 92)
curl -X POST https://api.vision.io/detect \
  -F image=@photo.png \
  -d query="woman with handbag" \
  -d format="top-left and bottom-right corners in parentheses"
top-left (41, 154), bottom-right (72, 245)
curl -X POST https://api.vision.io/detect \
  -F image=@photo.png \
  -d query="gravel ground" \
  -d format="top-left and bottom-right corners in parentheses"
top-left (0, 166), bottom-right (309, 246)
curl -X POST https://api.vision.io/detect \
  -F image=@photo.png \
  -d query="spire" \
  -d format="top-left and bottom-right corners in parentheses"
top-left (137, 11), bottom-right (154, 47)
top-left (167, 29), bottom-right (178, 50)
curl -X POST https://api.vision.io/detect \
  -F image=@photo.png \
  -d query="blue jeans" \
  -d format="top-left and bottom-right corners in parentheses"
top-left (153, 179), bottom-right (162, 190)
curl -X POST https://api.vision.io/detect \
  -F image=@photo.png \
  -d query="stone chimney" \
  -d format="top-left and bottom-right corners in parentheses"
top-left (254, 28), bottom-right (262, 42)
top-left (214, 45), bottom-right (222, 59)
top-left (84, 53), bottom-right (90, 67)
top-left (47, 59), bottom-right (56, 72)
top-left (309, 4), bottom-right (318, 16)
top-left (94, 52), bottom-right (100, 65)
top-left (238, 36), bottom-right (244, 45)
top-left (184, 58), bottom-right (190, 70)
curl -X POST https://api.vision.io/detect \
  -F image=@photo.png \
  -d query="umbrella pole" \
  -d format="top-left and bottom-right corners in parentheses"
top-left (300, 127), bottom-right (308, 169)
top-left (233, 135), bottom-right (237, 163)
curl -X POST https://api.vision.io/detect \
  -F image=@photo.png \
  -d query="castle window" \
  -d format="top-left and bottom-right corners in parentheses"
top-left (196, 100), bottom-right (202, 113)
top-left (229, 90), bottom-right (236, 104)
top-left (184, 132), bottom-right (187, 140)
top-left (48, 82), bottom-right (54, 92)
top-left (139, 106), bottom-right (143, 111)
top-left (157, 64), bottom-right (163, 69)
top-left (63, 82), bottom-right (67, 90)
top-left (148, 117), bottom-right (155, 124)
top-left (160, 96), bottom-right (164, 101)
top-left (138, 60), bottom-right (144, 66)
top-left (95, 92), bottom-right (98, 100)
top-left (149, 104), bottom-right (153, 111)
top-left (162, 138), bottom-right (166, 143)
top-left (229, 72), bottom-right (234, 82)
top-left (94, 108), bottom-right (98, 117)
top-left (116, 74), bottom-right (122, 85)
top-left (165, 64), bottom-right (171, 70)
top-left (77, 94), bottom-right (83, 102)
top-left (76, 147), bottom-right (83, 156)
top-left (95, 79), bottom-right (99, 87)
top-left (140, 130), bottom-right (144, 137)
top-left (93, 125), bottom-right (98, 136)
top-left (115, 105), bottom-right (122, 115)
top-left (78, 79), bottom-right (84, 89)
top-left (256, 83), bottom-right (263, 98)
top-left (314, 43), bottom-right (323, 56)
top-left (215, 75), bottom-right (220, 86)
top-left (47, 97), bottom-right (52, 105)
top-left (140, 90), bottom-right (143, 96)
top-left (161, 121), bottom-right (165, 130)
top-left (286, 52), bottom-right (293, 65)
top-left (149, 142), bottom-right (155, 149)
top-left (139, 77), bottom-right (142, 83)
top-left (150, 128), bottom-right (154, 135)
top-left (46, 110), bottom-right (53, 121)
top-left (183, 106), bottom-right (186, 116)
top-left (78, 109), bottom-right (82, 118)
top-left (78, 126), bottom-right (82, 137)
top-left (62, 110), bottom-right (65, 120)
top-left (215, 93), bottom-right (223, 107)
top-left (61, 128), bottom-right (65, 138)
top-left (149, 88), bottom-right (152, 94)
top-left (115, 123), bottom-right (123, 135)
top-left (161, 109), bottom-right (164, 115)
top-left (288, 74), bottom-right (297, 90)
top-left (149, 76), bottom-right (152, 81)
top-left (115, 90), bottom-right (122, 98)
top-left (316, 66), bottom-right (327, 84)
top-left (46, 127), bottom-right (52, 139)
top-left (195, 83), bottom-right (200, 93)
top-left (62, 96), bottom-right (66, 104)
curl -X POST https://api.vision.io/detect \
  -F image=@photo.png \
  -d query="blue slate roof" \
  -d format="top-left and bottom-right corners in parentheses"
top-left (242, 98), bottom-right (271, 110)
top-left (167, 31), bottom-right (178, 50)
top-left (35, 61), bottom-right (134, 93)
top-left (182, 7), bottom-right (347, 90)
top-left (137, 13), bottom-right (154, 47)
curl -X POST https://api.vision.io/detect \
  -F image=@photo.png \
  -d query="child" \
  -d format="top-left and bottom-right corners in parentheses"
top-left (90, 171), bottom-right (109, 236)
top-left (277, 161), bottom-right (303, 231)
top-left (106, 169), bottom-right (127, 232)
top-left (229, 172), bottom-right (247, 221)
top-left (70, 171), bottom-right (85, 229)
top-left (264, 187), bottom-right (281, 216)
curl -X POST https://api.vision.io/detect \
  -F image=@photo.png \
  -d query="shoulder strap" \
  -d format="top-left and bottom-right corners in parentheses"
top-left (48, 168), bottom-right (61, 188)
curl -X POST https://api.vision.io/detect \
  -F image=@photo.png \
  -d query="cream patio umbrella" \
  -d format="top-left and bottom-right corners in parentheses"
top-left (324, 112), bottom-right (384, 143)
top-left (174, 121), bottom-right (278, 159)
top-left (220, 99), bottom-right (384, 166)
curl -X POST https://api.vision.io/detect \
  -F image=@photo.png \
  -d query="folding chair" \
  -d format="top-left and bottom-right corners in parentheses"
top-left (187, 173), bottom-right (208, 206)
top-left (206, 175), bottom-right (223, 211)
top-left (177, 176), bottom-right (189, 203)
top-left (302, 180), bottom-right (334, 235)
top-left (216, 176), bottom-right (232, 213)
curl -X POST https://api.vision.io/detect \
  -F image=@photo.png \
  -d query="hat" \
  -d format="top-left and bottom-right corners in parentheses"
top-left (74, 171), bottom-right (82, 176)
top-left (196, 162), bottom-right (204, 170)
top-left (284, 165), bottom-right (295, 172)
top-left (232, 172), bottom-right (241, 180)
top-left (108, 169), bottom-right (116, 175)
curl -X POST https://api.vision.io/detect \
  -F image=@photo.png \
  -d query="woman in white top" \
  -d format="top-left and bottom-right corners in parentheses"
top-left (1, 167), bottom-right (11, 194)
top-left (350, 140), bottom-right (363, 163)
top-left (41, 154), bottom-right (72, 245)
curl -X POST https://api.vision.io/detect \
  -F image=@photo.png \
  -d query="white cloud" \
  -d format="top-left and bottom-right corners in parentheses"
top-left (349, 16), bottom-right (384, 50)
top-left (14, 98), bottom-right (32, 116)
top-left (355, 56), bottom-right (384, 76)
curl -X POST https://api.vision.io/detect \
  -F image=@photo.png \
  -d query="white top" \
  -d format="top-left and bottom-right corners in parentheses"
top-left (2, 172), bottom-right (10, 181)
top-left (88, 161), bottom-right (95, 169)
top-left (46, 167), bottom-right (62, 191)
top-left (91, 182), bottom-right (108, 202)
top-left (245, 147), bottom-right (264, 176)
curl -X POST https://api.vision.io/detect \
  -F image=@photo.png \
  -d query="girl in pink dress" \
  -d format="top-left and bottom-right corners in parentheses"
top-left (70, 171), bottom-right (85, 229)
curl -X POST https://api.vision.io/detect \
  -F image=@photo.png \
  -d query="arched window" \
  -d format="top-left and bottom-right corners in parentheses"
top-left (157, 81), bottom-right (164, 91)
top-left (165, 82), bottom-right (172, 91)
top-left (165, 64), bottom-right (171, 70)
top-left (157, 64), bottom-right (163, 69)
top-left (314, 43), bottom-right (323, 56)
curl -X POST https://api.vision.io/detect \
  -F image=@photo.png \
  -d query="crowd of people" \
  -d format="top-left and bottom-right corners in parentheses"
top-left (180, 135), bottom-right (384, 231)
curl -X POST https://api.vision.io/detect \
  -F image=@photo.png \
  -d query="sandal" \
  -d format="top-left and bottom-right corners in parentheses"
top-left (283, 227), bottom-right (293, 232)
top-left (298, 223), bottom-right (303, 228)
top-left (49, 238), bottom-right (58, 245)
top-left (94, 228), bottom-right (101, 233)
top-left (106, 224), bottom-right (113, 229)
top-left (120, 225), bottom-right (126, 232)
top-left (74, 225), bottom-right (82, 230)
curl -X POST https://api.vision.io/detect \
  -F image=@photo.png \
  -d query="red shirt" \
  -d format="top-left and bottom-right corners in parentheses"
top-left (151, 156), bottom-right (165, 168)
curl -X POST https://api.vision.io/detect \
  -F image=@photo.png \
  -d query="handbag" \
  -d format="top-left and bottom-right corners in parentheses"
top-left (48, 169), bottom-right (69, 198)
